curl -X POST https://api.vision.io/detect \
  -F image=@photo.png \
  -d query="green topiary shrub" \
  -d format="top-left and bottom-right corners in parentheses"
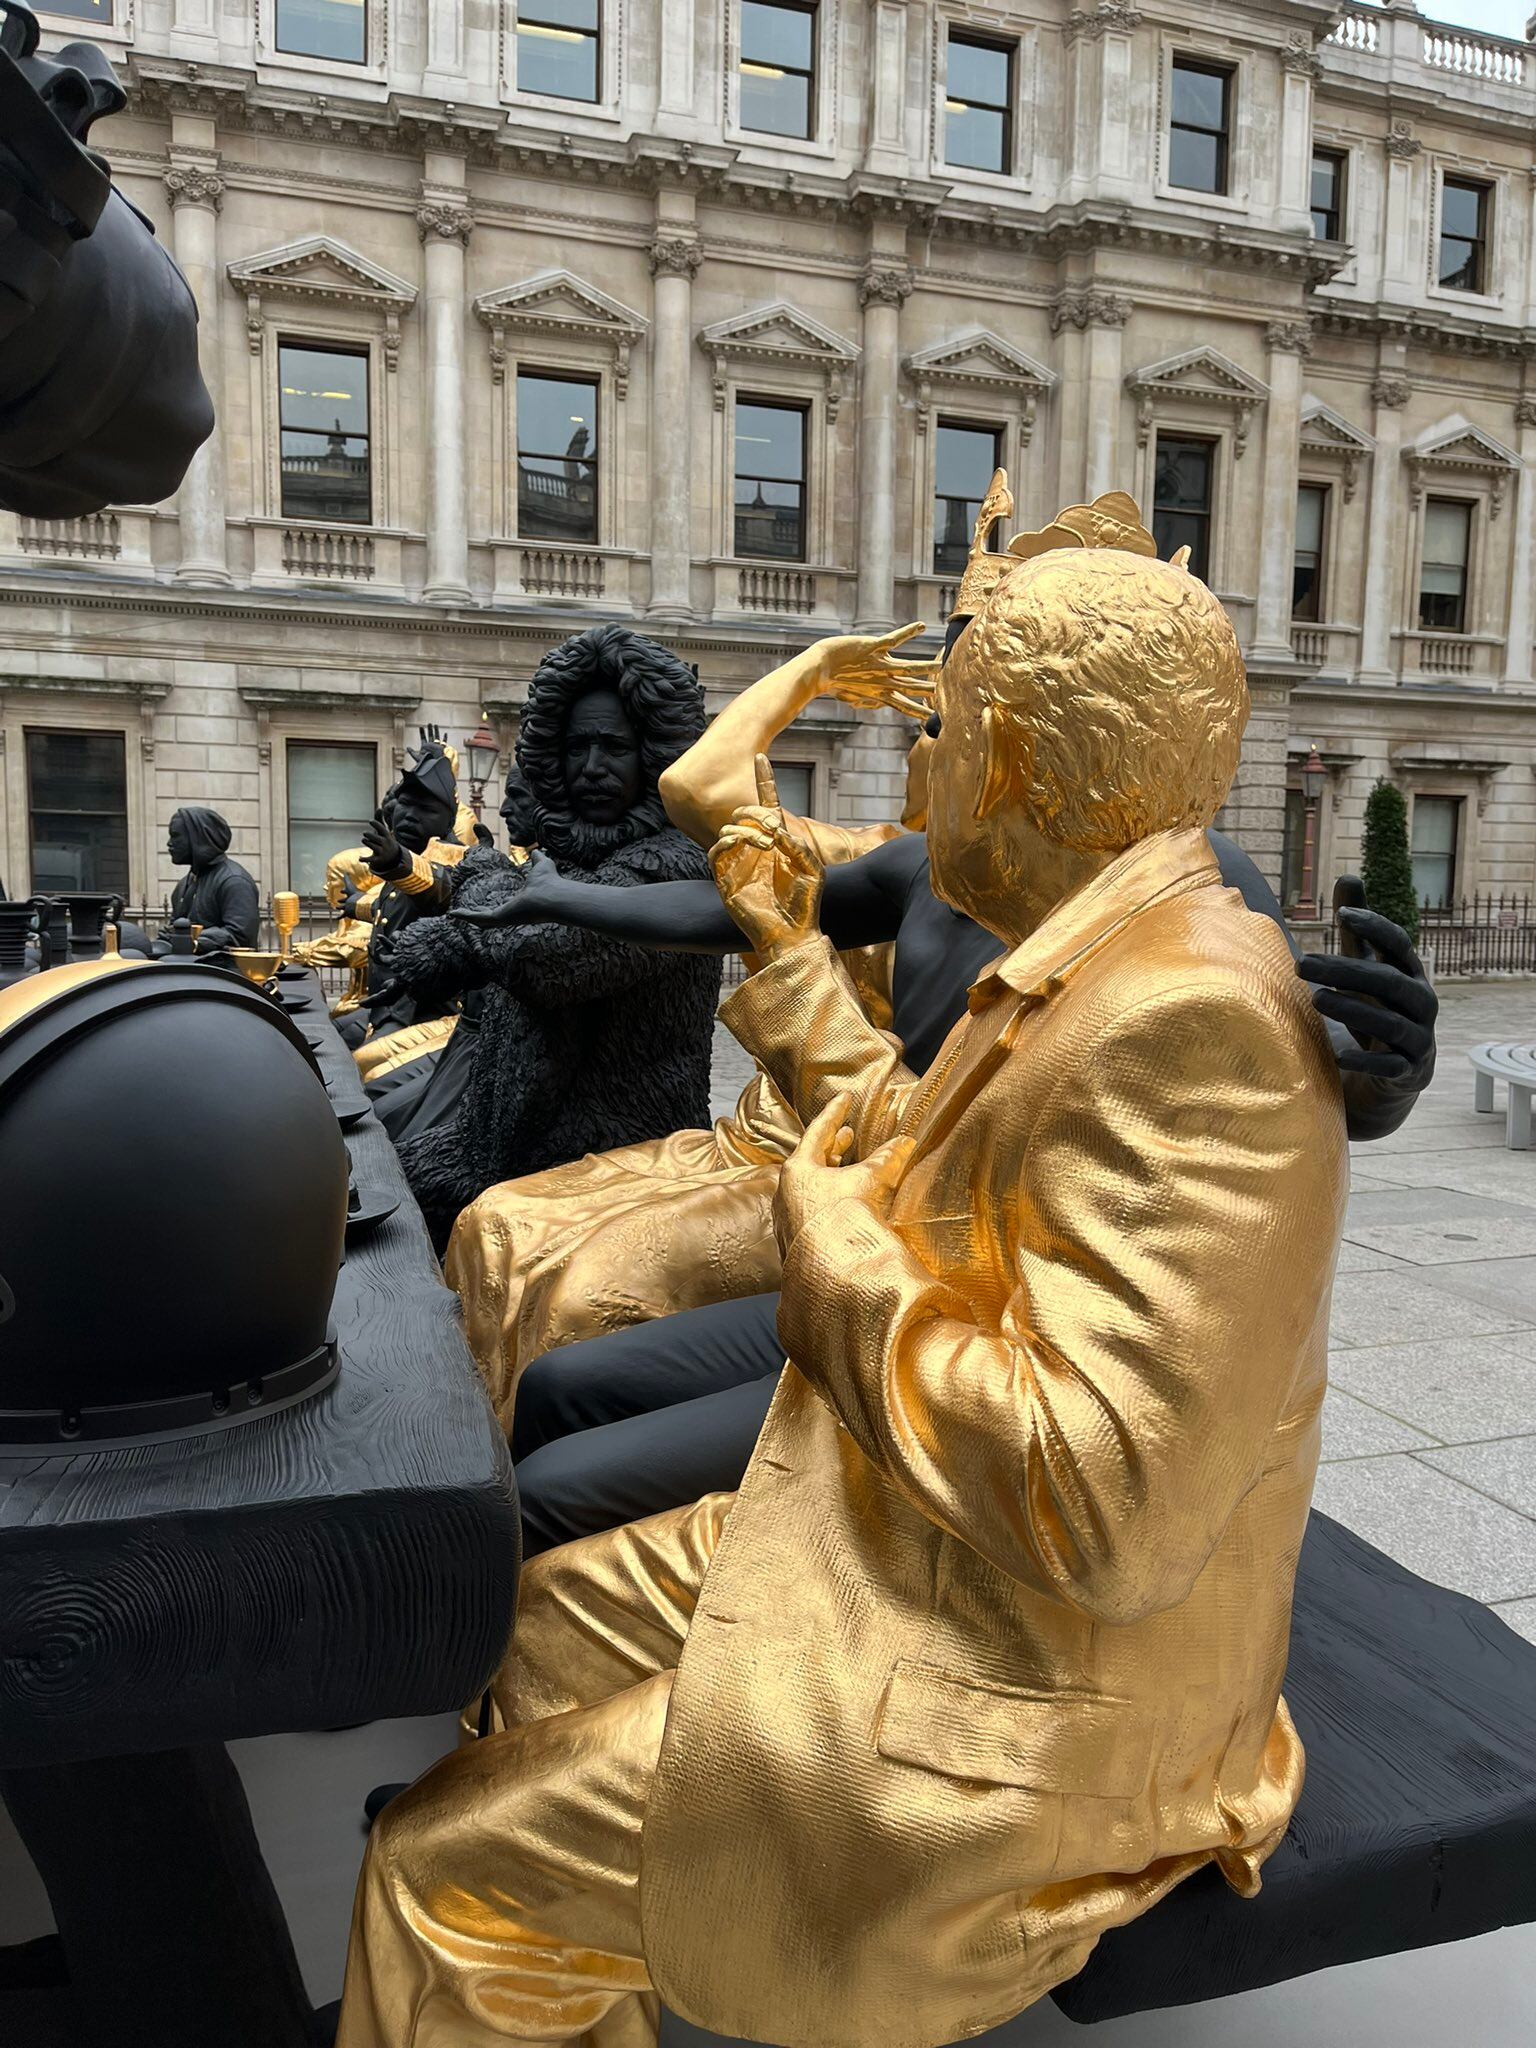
top-left (1359, 778), bottom-right (1419, 943)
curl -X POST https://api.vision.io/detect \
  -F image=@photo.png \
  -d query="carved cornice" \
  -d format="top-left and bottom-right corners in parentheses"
top-left (859, 261), bottom-right (914, 309)
top-left (163, 163), bottom-right (224, 211)
top-left (238, 685), bottom-right (422, 714)
top-left (1265, 319), bottom-right (1314, 357)
top-left (0, 673), bottom-right (170, 703)
top-left (1315, 299), bottom-right (1536, 362)
top-left (416, 200), bottom-right (474, 245)
top-left (1064, 4), bottom-right (1144, 45)
top-left (1050, 288), bottom-right (1133, 333)
top-left (649, 236), bottom-right (704, 280)
top-left (1371, 375), bottom-right (1411, 409)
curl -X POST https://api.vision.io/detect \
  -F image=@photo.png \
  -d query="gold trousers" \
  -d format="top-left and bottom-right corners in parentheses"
top-left (447, 1132), bottom-right (783, 1429)
top-left (337, 1495), bottom-right (733, 2048)
top-left (354, 1013), bottom-right (458, 1083)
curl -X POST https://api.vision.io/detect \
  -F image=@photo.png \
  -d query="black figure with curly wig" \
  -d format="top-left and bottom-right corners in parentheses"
top-left (385, 627), bottom-right (721, 1246)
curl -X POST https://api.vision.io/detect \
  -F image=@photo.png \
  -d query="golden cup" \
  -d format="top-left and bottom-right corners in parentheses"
top-left (225, 948), bottom-right (283, 987)
top-left (273, 891), bottom-right (301, 959)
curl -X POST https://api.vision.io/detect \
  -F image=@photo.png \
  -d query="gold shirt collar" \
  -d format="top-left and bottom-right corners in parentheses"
top-left (968, 827), bottom-right (1220, 1013)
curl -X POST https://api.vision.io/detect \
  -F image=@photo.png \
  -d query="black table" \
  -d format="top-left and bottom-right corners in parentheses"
top-left (0, 969), bottom-right (519, 2047)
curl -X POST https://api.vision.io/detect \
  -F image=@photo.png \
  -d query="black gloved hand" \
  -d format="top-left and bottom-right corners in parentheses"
top-left (361, 808), bottom-right (405, 880)
top-left (1297, 907), bottom-right (1437, 1090)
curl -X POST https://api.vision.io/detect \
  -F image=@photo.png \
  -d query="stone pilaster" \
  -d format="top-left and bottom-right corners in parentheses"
top-left (647, 223), bottom-right (703, 620)
top-left (165, 159), bottom-right (230, 587)
top-left (1359, 369), bottom-right (1410, 684)
top-left (417, 191), bottom-right (475, 607)
top-left (1505, 394), bottom-right (1536, 686)
top-left (1050, 290), bottom-right (1133, 505)
top-left (1250, 320), bottom-right (1311, 662)
top-left (854, 258), bottom-right (913, 631)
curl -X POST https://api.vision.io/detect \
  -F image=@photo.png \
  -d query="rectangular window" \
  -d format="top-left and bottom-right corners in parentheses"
top-left (933, 419), bottom-right (1003, 577)
top-left (38, 0), bottom-right (114, 22)
top-left (1152, 434), bottom-right (1215, 582)
top-left (275, 0), bottom-right (367, 65)
top-left (734, 398), bottom-right (807, 560)
top-left (945, 31), bottom-right (1013, 176)
top-left (26, 730), bottom-right (130, 896)
top-left (287, 741), bottom-right (377, 896)
top-left (1292, 483), bottom-right (1328, 621)
top-left (516, 0), bottom-right (601, 103)
top-left (1439, 177), bottom-right (1491, 294)
top-left (739, 1), bottom-right (816, 140)
top-left (1281, 786), bottom-right (1307, 912)
top-left (1411, 796), bottom-right (1460, 912)
top-left (768, 761), bottom-right (813, 815)
top-left (279, 342), bottom-right (370, 525)
top-left (1168, 59), bottom-right (1231, 196)
top-left (517, 371), bottom-right (600, 543)
top-left (1311, 148), bottom-right (1345, 241)
top-left (1419, 497), bottom-right (1471, 633)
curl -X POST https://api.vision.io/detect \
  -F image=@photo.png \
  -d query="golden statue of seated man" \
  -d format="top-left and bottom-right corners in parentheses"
top-left (335, 513), bottom-right (1347, 2048)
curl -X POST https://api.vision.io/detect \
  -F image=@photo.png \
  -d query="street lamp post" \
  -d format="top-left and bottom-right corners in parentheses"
top-left (463, 718), bottom-right (501, 819)
top-left (1297, 745), bottom-right (1326, 920)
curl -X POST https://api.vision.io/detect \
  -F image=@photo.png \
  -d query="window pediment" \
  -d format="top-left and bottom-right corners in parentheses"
top-left (227, 237), bottom-right (417, 314)
top-left (700, 303), bottom-right (860, 417)
top-left (473, 271), bottom-right (648, 396)
top-left (905, 330), bottom-right (1055, 398)
top-left (1407, 419), bottom-right (1518, 517)
top-left (1127, 346), bottom-right (1269, 456)
top-left (1299, 399), bottom-right (1374, 501)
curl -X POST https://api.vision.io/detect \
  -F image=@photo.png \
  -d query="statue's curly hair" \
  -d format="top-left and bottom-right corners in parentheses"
top-left (515, 626), bottom-right (706, 866)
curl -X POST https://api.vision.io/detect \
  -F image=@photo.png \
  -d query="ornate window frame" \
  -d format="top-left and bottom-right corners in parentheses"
top-left (1298, 398), bottom-right (1373, 509)
top-left (699, 303), bottom-right (859, 569)
top-left (35, 0), bottom-right (136, 54)
top-left (1403, 421), bottom-right (1518, 644)
top-left (253, 0), bottom-right (390, 86)
top-left (226, 237), bottom-right (417, 533)
top-left (1127, 346), bottom-right (1266, 593)
top-left (0, 678), bottom-right (165, 905)
top-left (473, 271), bottom-right (647, 549)
top-left (723, 0), bottom-right (841, 164)
top-left (927, 7), bottom-right (1037, 195)
top-left (1154, 32), bottom-right (1252, 218)
top-left (904, 330), bottom-right (1055, 577)
top-left (501, 0), bottom-right (625, 127)
top-left (1427, 157), bottom-right (1503, 314)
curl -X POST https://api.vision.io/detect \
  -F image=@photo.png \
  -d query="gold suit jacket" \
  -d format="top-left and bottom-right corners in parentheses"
top-left (640, 829), bottom-right (1347, 2048)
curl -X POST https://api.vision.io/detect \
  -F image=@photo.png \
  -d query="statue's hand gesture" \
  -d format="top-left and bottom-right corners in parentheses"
top-left (1297, 907), bottom-right (1438, 1089)
top-left (710, 757), bottom-right (824, 962)
top-left (361, 807), bottom-right (404, 879)
top-left (451, 849), bottom-right (562, 928)
top-left (804, 623), bottom-right (934, 720)
top-left (774, 1092), bottom-right (915, 1255)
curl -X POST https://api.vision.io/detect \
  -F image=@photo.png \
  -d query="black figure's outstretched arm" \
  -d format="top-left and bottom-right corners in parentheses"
top-left (451, 834), bottom-right (918, 956)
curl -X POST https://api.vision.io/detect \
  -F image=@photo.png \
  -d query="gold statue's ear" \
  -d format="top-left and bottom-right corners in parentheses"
top-left (952, 468), bottom-right (1016, 618)
top-left (1170, 545), bottom-right (1193, 569)
top-left (975, 703), bottom-right (1023, 821)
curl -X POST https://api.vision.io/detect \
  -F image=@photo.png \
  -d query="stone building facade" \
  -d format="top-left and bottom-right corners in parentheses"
top-left (4, 0), bottom-right (1536, 921)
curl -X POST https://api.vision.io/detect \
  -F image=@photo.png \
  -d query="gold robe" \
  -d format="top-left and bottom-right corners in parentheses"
top-left (447, 819), bottom-right (898, 1409)
top-left (340, 829), bottom-right (1347, 2048)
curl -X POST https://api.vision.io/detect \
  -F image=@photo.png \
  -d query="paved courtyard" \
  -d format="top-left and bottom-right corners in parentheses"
top-left (3, 983), bottom-right (1535, 2041)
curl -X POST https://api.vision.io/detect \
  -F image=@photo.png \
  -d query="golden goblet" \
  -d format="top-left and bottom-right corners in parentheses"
top-left (224, 948), bottom-right (283, 988)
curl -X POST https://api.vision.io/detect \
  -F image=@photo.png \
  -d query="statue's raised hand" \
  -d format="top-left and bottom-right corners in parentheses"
top-left (450, 849), bottom-right (562, 928)
top-left (710, 756), bottom-right (824, 962)
top-left (361, 808), bottom-right (403, 879)
top-left (806, 623), bottom-right (934, 721)
top-left (1297, 905), bottom-right (1437, 1088)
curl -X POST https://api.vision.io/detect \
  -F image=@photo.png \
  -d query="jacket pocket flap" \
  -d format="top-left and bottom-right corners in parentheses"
top-left (875, 1660), bottom-right (1156, 1799)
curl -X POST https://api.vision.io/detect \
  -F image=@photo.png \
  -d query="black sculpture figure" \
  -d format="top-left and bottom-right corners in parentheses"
top-left (368, 762), bottom-right (542, 1144)
top-left (335, 740), bottom-right (463, 1049)
top-left (382, 627), bottom-right (721, 1246)
top-left (464, 750), bottom-right (1438, 1558)
top-left (152, 807), bottom-right (260, 955)
top-left (0, 3), bottom-right (213, 515)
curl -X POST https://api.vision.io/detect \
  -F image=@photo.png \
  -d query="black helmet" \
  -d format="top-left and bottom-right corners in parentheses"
top-left (0, 958), bottom-right (347, 1448)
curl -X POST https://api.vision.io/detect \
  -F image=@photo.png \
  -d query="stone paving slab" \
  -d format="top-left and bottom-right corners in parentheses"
top-left (1324, 1270), bottom-right (1528, 1349)
top-left (1420, 1436), bottom-right (1536, 1518)
top-left (1319, 1387), bottom-right (1439, 1461)
top-left (1308, 1454), bottom-right (1536, 1602)
top-left (1403, 1256), bottom-right (1536, 1328)
top-left (1343, 1214), bottom-right (1536, 1264)
top-left (1495, 1596), bottom-right (1536, 1646)
top-left (1328, 1335), bottom-right (1536, 1444)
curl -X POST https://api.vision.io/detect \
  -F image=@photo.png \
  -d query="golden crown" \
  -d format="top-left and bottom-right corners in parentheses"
top-left (949, 473), bottom-right (1170, 620)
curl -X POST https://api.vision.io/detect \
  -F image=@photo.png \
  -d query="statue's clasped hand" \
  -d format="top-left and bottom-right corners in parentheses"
top-left (1297, 908), bottom-right (1438, 1090)
top-left (775, 1092), bottom-right (915, 1256)
top-left (361, 807), bottom-right (405, 880)
top-left (709, 756), bottom-right (826, 962)
top-left (450, 849), bottom-right (562, 929)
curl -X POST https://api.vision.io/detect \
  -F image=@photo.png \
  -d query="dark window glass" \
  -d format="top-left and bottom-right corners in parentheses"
top-left (26, 729), bottom-right (129, 896)
top-left (1169, 58), bottom-right (1230, 195)
top-left (287, 741), bottom-right (376, 896)
top-left (1419, 497), bottom-right (1471, 633)
top-left (517, 372), bottom-right (600, 543)
top-left (1152, 434), bottom-right (1215, 582)
top-left (769, 761), bottom-right (813, 815)
top-left (734, 399), bottom-right (807, 560)
top-left (933, 420), bottom-right (1002, 577)
top-left (740, 1), bottom-right (816, 139)
top-left (275, 0), bottom-right (367, 64)
top-left (1411, 796), bottom-right (1459, 911)
top-left (945, 32), bottom-right (1013, 175)
top-left (1281, 786), bottom-right (1307, 912)
top-left (1311, 149), bottom-right (1345, 241)
top-left (279, 343), bottom-right (370, 524)
top-left (1438, 177), bottom-right (1490, 293)
top-left (38, 0), bottom-right (114, 22)
top-left (517, 0), bottom-right (601, 103)
top-left (1292, 483), bottom-right (1328, 621)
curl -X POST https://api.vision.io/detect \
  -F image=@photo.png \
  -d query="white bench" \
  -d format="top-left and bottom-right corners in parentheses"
top-left (1468, 1041), bottom-right (1536, 1148)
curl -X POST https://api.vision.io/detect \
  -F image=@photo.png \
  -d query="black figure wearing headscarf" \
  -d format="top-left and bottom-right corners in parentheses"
top-left (383, 627), bottom-right (722, 1246)
top-left (155, 807), bottom-right (259, 954)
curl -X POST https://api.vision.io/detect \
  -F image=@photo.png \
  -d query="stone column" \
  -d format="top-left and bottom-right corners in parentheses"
top-left (165, 160), bottom-right (230, 586)
top-left (854, 257), bottom-right (912, 632)
top-left (416, 190), bottom-right (474, 607)
top-left (646, 226), bottom-right (702, 621)
top-left (1250, 320), bottom-right (1311, 663)
top-left (1049, 289), bottom-right (1132, 507)
top-left (1505, 395), bottom-right (1536, 687)
top-left (1359, 370), bottom-right (1410, 684)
